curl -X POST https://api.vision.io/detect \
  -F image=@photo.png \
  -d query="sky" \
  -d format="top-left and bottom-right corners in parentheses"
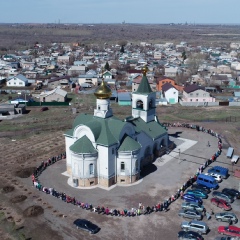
top-left (0, 0), bottom-right (240, 25)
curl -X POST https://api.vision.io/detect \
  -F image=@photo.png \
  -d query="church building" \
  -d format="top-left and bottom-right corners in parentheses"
top-left (64, 67), bottom-right (169, 188)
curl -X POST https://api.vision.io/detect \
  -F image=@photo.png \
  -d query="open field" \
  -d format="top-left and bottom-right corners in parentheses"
top-left (1, 23), bottom-right (240, 51)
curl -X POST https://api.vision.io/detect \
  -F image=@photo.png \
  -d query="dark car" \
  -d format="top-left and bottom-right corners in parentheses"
top-left (215, 236), bottom-right (238, 240)
top-left (178, 230), bottom-right (204, 240)
top-left (222, 188), bottom-right (240, 199)
top-left (212, 191), bottom-right (234, 203)
top-left (191, 184), bottom-right (211, 194)
top-left (178, 209), bottom-right (202, 220)
top-left (73, 219), bottom-right (100, 234)
top-left (215, 212), bottom-right (238, 224)
top-left (182, 194), bottom-right (203, 204)
top-left (186, 189), bottom-right (208, 199)
top-left (40, 107), bottom-right (49, 112)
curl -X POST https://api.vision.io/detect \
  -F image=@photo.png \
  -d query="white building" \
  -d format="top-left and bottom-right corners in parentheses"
top-left (64, 67), bottom-right (169, 188)
top-left (7, 74), bottom-right (29, 87)
top-left (162, 83), bottom-right (179, 104)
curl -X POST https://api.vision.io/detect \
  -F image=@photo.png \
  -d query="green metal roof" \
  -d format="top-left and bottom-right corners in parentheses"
top-left (135, 75), bottom-right (152, 95)
top-left (131, 118), bottom-right (167, 140)
top-left (70, 135), bottom-right (97, 154)
top-left (66, 113), bottom-right (128, 146)
top-left (118, 136), bottom-right (141, 152)
top-left (65, 129), bottom-right (74, 137)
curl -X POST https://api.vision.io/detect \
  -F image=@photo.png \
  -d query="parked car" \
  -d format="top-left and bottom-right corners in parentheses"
top-left (218, 226), bottom-right (240, 237)
top-left (181, 202), bottom-right (205, 212)
top-left (186, 189), bottom-right (208, 199)
top-left (212, 191), bottom-right (234, 203)
top-left (208, 166), bottom-right (229, 179)
top-left (182, 194), bottom-right (203, 204)
top-left (178, 209), bottom-right (202, 220)
top-left (215, 212), bottom-right (238, 224)
top-left (73, 219), bottom-right (100, 234)
top-left (178, 230), bottom-right (204, 240)
top-left (40, 106), bottom-right (49, 112)
top-left (191, 184), bottom-right (211, 194)
top-left (181, 220), bottom-right (209, 235)
top-left (211, 198), bottom-right (232, 211)
top-left (222, 188), bottom-right (240, 199)
top-left (215, 236), bottom-right (239, 240)
top-left (204, 172), bottom-right (222, 182)
top-left (197, 174), bottom-right (219, 189)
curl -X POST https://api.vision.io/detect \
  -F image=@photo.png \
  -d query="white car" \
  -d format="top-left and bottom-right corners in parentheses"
top-left (204, 172), bottom-right (222, 182)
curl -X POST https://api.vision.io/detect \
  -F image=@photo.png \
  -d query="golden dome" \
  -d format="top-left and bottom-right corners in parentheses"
top-left (94, 79), bottom-right (112, 99)
top-left (142, 65), bottom-right (148, 76)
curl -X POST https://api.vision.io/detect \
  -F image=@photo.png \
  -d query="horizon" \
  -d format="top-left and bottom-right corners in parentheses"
top-left (1, 0), bottom-right (239, 25)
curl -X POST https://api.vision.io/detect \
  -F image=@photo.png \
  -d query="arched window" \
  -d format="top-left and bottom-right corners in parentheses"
top-left (121, 162), bottom-right (125, 172)
top-left (135, 160), bottom-right (138, 172)
top-left (89, 163), bottom-right (94, 174)
top-left (149, 99), bottom-right (153, 108)
top-left (144, 146), bottom-right (151, 157)
top-left (136, 100), bottom-right (143, 109)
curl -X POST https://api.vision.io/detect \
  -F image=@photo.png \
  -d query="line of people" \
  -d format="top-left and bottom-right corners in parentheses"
top-left (30, 123), bottom-right (222, 217)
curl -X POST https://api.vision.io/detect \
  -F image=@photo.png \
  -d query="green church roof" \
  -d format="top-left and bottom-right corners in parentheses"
top-left (135, 75), bottom-right (152, 95)
top-left (70, 135), bottom-right (97, 154)
top-left (65, 113), bottom-right (128, 146)
top-left (118, 136), bottom-right (141, 152)
top-left (131, 117), bottom-right (167, 140)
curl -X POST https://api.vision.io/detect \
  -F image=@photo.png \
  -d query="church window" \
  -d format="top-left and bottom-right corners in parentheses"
top-left (121, 162), bottom-right (125, 172)
top-left (135, 160), bottom-right (138, 171)
top-left (98, 105), bottom-right (100, 110)
top-left (89, 163), bottom-right (94, 174)
top-left (149, 99), bottom-right (153, 108)
top-left (112, 148), bottom-right (114, 154)
top-left (136, 100), bottom-right (143, 109)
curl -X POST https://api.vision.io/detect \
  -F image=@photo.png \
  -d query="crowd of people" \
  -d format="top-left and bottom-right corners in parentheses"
top-left (31, 123), bottom-right (222, 217)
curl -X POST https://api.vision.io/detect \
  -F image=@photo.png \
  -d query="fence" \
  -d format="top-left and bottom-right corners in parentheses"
top-left (19, 102), bottom-right (70, 106)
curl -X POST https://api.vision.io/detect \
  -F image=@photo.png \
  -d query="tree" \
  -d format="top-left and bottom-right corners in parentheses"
top-left (120, 45), bottom-right (125, 53)
top-left (104, 61), bottom-right (110, 71)
top-left (187, 53), bottom-right (205, 75)
top-left (182, 51), bottom-right (187, 61)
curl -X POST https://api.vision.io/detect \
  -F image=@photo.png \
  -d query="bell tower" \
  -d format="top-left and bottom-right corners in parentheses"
top-left (132, 66), bottom-right (156, 123)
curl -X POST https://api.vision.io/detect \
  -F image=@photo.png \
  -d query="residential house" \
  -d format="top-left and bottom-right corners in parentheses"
top-left (57, 56), bottom-right (70, 64)
top-left (156, 76), bottom-right (184, 92)
top-left (217, 65), bottom-right (231, 74)
top-left (7, 74), bottom-right (29, 87)
top-left (162, 83), bottom-right (178, 104)
top-left (102, 70), bottom-right (112, 80)
top-left (39, 87), bottom-right (67, 102)
top-left (191, 74), bottom-right (205, 85)
top-left (68, 65), bottom-right (86, 76)
top-left (210, 74), bottom-right (229, 86)
top-left (117, 92), bottom-right (132, 106)
top-left (231, 61), bottom-right (240, 71)
top-left (78, 74), bottom-right (98, 86)
top-left (153, 51), bottom-right (162, 60)
top-left (0, 103), bottom-right (26, 115)
top-left (164, 66), bottom-right (179, 78)
top-left (20, 61), bottom-right (35, 70)
top-left (182, 85), bottom-right (215, 103)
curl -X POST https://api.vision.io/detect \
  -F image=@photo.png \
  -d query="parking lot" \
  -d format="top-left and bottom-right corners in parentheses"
top-left (21, 127), bottom-right (240, 240)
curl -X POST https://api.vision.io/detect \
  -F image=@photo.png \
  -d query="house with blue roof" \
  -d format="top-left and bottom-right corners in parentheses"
top-left (7, 74), bottom-right (29, 87)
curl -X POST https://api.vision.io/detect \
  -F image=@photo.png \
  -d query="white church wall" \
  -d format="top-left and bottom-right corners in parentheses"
top-left (97, 145), bottom-right (110, 178)
top-left (65, 136), bottom-right (74, 166)
top-left (108, 145), bottom-right (117, 178)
